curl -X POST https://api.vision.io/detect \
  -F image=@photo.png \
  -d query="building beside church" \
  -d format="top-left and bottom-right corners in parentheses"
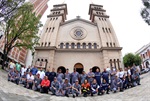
top-left (0, 0), bottom-right (49, 66)
top-left (135, 42), bottom-right (150, 69)
top-left (34, 3), bottom-right (123, 73)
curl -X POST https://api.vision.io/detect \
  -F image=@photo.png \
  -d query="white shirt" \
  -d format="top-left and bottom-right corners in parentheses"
top-left (124, 71), bottom-right (128, 77)
top-left (9, 62), bottom-right (15, 69)
top-left (27, 74), bottom-right (34, 80)
top-left (119, 71), bottom-right (124, 78)
top-left (21, 67), bottom-right (27, 76)
top-left (127, 69), bottom-right (131, 75)
top-left (37, 71), bottom-right (45, 79)
top-left (106, 67), bottom-right (110, 72)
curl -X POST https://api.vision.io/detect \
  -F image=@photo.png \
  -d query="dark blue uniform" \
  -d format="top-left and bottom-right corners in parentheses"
top-left (95, 72), bottom-right (101, 86)
top-left (102, 71), bottom-right (109, 84)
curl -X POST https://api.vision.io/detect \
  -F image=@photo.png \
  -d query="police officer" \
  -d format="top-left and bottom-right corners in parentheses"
top-left (91, 79), bottom-right (101, 96)
top-left (71, 68), bottom-right (79, 84)
top-left (94, 68), bottom-right (101, 86)
top-left (64, 68), bottom-right (71, 83)
top-left (102, 68), bottom-right (110, 84)
top-left (62, 78), bottom-right (72, 97)
top-left (50, 77), bottom-right (60, 95)
top-left (112, 75), bottom-right (123, 93)
top-left (72, 79), bottom-right (81, 98)
top-left (80, 71), bottom-right (87, 84)
top-left (57, 69), bottom-right (64, 84)
top-left (100, 79), bottom-right (110, 94)
top-left (87, 68), bottom-right (95, 84)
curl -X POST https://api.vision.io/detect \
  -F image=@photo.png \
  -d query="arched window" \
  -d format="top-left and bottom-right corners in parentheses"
top-left (88, 43), bottom-right (92, 49)
top-left (45, 42), bottom-right (47, 46)
top-left (106, 42), bottom-right (109, 47)
top-left (71, 43), bottom-right (75, 49)
top-left (77, 43), bottom-right (80, 49)
top-left (66, 43), bottom-right (69, 49)
top-left (41, 42), bottom-right (43, 46)
top-left (82, 43), bottom-right (86, 49)
top-left (94, 43), bottom-right (97, 49)
top-left (60, 43), bottom-right (64, 49)
top-left (110, 43), bottom-right (112, 47)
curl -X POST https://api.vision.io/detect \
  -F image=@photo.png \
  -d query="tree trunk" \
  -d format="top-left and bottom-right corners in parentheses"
top-left (2, 53), bottom-right (7, 70)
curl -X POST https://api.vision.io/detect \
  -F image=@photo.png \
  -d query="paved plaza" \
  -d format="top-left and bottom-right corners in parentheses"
top-left (0, 70), bottom-right (150, 101)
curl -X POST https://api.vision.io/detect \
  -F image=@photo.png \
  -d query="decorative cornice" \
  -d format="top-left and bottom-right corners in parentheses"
top-left (35, 46), bottom-right (122, 52)
top-left (89, 4), bottom-right (103, 15)
top-left (47, 14), bottom-right (65, 22)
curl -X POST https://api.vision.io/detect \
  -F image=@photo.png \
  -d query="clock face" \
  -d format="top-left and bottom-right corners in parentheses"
top-left (70, 27), bottom-right (87, 40)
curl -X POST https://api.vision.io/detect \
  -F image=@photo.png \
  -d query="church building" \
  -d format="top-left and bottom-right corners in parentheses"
top-left (34, 3), bottom-right (123, 73)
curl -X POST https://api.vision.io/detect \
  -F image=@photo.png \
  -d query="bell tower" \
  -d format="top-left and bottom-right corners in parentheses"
top-left (35, 4), bottom-right (68, 70)
top-left (89, 4), bottom-right (122, 69)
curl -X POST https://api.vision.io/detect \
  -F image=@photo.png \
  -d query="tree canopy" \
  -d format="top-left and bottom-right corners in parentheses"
top-left (123, 53), bottom-right (142, 67)
top-left (2, 2), bottom-right (41, 69)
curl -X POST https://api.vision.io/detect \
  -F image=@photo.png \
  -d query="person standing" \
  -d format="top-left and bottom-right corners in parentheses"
top-left (9, 60), bottom-right (15, 70)
top-left (57, 69), bottom-right (64, 84)
top-left (102, 68), bottom-right (110, 84)
top-left (87, 68), bottom-right (95, 84)
top-left (36, 67), bottom-right (45, 79)
top-left (40, 76), bottom-right (50, 94)
top-left (49, 68), bottom-right (57, 85)
top-left (118, 68), bottom-right (124, 80)
top-left (110, 67), bottom-right (117, 90)
top-left (64, 69), bottom-right (71, 83)
top-left (94, 68), bottom-right (101, 86)
top-left (30, 66), bottom-right (38, 75)
top-left (80, 71), bottom-right (87, 84)
top-left (16, 62), bottom-right (21, 73)
top-left (21, 65), bottom-right (27, 76)
top-left (71, 68), bottom-right (79, 84)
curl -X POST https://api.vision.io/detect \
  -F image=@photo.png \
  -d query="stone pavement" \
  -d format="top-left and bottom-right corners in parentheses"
top-left (0, 70), bottom-right (150, 101)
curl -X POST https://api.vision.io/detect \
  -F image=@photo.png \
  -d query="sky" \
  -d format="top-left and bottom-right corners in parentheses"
top-left (40, 0), bottom-right (150, 56)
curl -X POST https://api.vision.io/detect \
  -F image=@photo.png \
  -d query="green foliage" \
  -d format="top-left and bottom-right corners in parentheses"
top-left (123, 53), bottom-right (142, 67)
top-left (4, 2), bottom-right (41, 52)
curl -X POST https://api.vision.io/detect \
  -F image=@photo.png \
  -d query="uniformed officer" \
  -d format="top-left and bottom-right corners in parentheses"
top-left (102, 68), bottom-right (110, 84)
top-left (80, 71), bottom-right (87, 84)
top-left (50, 77), bottom-right (60, 95)
top-left (112, 75), bottom-right (123, 93)
top-left (64, 68), bottom-right (71, 83)
top-left (72, 79), bottom-right (81, 98)
top-left (100, 79), bottom-right (110, 94)
top-left (94, 68), bottom-right (101, 86)
top-left (71, 68), bottom-right (79, 84)
top-left (87, 68), bottom-right (95, 84)
top-left (91, 79), bottom-right (100, 96)
top-left (57, 69), bottom-right (64, 84)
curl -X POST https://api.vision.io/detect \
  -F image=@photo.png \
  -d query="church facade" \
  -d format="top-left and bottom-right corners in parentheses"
top-left (34, 3), bottom-right (123, 73)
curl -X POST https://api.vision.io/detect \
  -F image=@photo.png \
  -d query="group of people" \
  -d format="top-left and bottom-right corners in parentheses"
top-left (7, 60), bottom-right (141, 98)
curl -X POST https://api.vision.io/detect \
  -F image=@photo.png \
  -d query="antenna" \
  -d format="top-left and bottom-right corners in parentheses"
top-left (62, 0), bottom-right (65, 4)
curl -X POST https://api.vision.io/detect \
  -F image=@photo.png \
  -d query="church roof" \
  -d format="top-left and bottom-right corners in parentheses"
top-left (60, 16), bottom-right (97, 26)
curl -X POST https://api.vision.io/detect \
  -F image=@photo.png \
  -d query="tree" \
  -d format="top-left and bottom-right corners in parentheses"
top-left (123, 53), bottom-right (142, 67)
top-left (141, 0), bottom-right (150, 25)
top-left (0, 0), bottom-right (25, 22)
top-left (1, 3), bottom-right (41, 69)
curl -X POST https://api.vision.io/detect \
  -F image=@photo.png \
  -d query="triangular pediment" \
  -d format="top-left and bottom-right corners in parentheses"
top-left (60, 17), bottom-right (97, 26)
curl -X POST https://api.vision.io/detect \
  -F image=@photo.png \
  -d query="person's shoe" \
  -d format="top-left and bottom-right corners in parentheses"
top-left (106, 92), bottom-right (109, 94)
top-left (65, 94), bottom-right (69, 97)
top-left (73, 95), bottom-right (75, 98)
top-left (51, 94), bottom-right (55, 95)
top-left (138, 83), bottom-right (141, 85)
top-left (114, 91), bottom-right (116, 93)
top-left (91, 93), bottom-right (93, 96)
top-left (83, 93), bottom-right (87, 97)
top-left (76, 94), bottom-right (78, 97)
top-left (98, 92), bottom-right (100, 95)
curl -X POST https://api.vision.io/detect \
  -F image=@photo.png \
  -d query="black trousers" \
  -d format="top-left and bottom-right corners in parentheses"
top-left (41, 86), bottom-right (49, 94)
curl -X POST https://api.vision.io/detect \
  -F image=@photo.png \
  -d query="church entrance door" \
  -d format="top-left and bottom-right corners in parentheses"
top-left (74, 63), bottom-right (84, 74)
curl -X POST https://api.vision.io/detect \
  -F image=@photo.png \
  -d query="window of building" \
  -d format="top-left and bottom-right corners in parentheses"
top-left (105, 28), bottom-right (108, 33)
top-left (50, 18), bottom-right (52, 21)
top-left (96, 12), bottom-right (98, 14)
top-left (56, 18), bottom-right (58, 20)
top-left (41, 42), bottom-right (43, 46)
top-left (117, 59), bottom-right (120, 68)
top-left (114, 59), bottom-right (116, 68)
top-left (66, 43), bottom-right (69, 49)
top-left (105, 18), bottom-right (106, 21)
top-left (77, 43), bottom-right (80, 49)
top-left (113, 43), bottom-right (115, 47)
top-left (48, 42), bottom-right (50, 46)
top-left (94, 43), bottom-right (97, 49)
top-left (53, 12), bottom-right (55, 15)
top-left (99, 18), bottom-right (101, 20)
top-left (110, 59), bottom-right (112, 67)
top-left (102, 27), bottom-right (105, 33)
top-left (71, 43), bottom-right (75, 49)
top-left (49, 27), bottom-right (51, 32)
top-left (83, 43), bottom-right (86, 49)
top-left (52, 27), bottom-right (55, 32)
top-left (88, 43), bottom-right (92, 49)
top-left (60, 43), bottom-right (64, 49)
top-left (108, 28), bottom-right (111, 33)
top-left (102, 18), bottom-right (104, 20)
top-left (143, 54), bottom-right (145, 58)
top-left (45, 42), bottom-right (47, 46)
top-left (110, 43), bottom-right (112, 47)
top-left (53, 18), bottom-right (55, 20)
top-left (106, 42), bottom-right (109, 47)
top-left (46, 28), bottom-right (48, 32)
